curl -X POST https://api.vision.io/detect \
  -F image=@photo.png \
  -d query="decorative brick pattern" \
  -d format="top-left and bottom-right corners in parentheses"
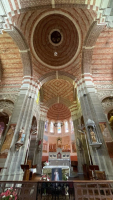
top-left (92, 28), bottom-right (113, 83)
top-left (0, 99), bottom-right (14, 115)
top-left (12, 8), bottom-right (94, 78)
top-left (47, 103), bottom-right (71, 120)
top-left (42, 79), bottom-right (74, 103)
top-left (84, 21), bottom-right (104, 47)
top-left (101, 97), bottom-right (113, 113)
top-left (0, 31), bottom-right (23, 85)
top-left (33, 14), bottom-right (79, 67)
top-left (82, 21), bottom-right (105, 74)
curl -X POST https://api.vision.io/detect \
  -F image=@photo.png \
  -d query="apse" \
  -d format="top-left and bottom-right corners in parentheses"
top-left (42, 103), bottom-right (77, 164)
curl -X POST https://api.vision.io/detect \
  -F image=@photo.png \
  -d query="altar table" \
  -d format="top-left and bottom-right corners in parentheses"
top-left (43, 165), bottom-right (70, 176)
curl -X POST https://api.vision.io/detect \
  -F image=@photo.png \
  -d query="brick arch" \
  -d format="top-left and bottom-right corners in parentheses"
top-left (6, 26), bottom-right (32, 76)
top-left (82, 21), bottom-right (105, 74)
top-left (5, 0), bottom-right (103, 16)
top-left (0, 99), bottom-right (14, 116)
top-left (99, 93), bottom-right (113, 102)
top-left (104, 107), bottom-right (113, 116)
top-left (101, 97), bottom-right (113, 115)
top-left (39, 71), bottom-right (76, 85)
top-left (0, 108), bottom-right (12, 117)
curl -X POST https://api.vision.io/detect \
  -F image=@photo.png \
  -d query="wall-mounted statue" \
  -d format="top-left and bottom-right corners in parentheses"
top-left (15, 127), bottom-right (25, 151)
top-left (86, 119), bottom-right (102, 148)
top-left (89, 127), bottom-right (97, 143)
top-left (57, 137), bottom-right (62, 148)
top-left (0, 124), bottom-right (15, 154)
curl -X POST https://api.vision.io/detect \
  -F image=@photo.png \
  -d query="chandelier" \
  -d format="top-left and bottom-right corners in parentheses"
top-left (54, 121), bottom-right (64, 127)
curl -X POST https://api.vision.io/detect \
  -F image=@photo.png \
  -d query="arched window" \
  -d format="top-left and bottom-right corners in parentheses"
top-left (45, 121), bottom-right (48, 132)
top-left (71, 121), bottom-right (74, 132)
top-left (65, 121), bottom-right (68, 132)
top-left (57, 122), bottom-right (61, 134)
top-left (50, 121), bottom-right (54, 133)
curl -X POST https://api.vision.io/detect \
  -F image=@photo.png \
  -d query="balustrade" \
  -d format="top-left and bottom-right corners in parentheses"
top-left (0, 180), bottom-right (113, 199)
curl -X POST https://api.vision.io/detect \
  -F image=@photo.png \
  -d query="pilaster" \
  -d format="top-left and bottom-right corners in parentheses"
top-left (33, 105), bottom-right (48, 174)
top-left (72, 116), bottom-right (85, 174)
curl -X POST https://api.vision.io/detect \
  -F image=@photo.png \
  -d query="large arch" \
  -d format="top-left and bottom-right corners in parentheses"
top-left (39, 71), bottom-right (76, 85)
top-left (82, 21), bottom-right (105, 74)
top-left (6, 26), bottom-right (32, 76)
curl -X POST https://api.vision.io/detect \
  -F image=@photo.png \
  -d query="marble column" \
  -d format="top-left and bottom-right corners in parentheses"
top-left (33, 119), bottom-right (45, 175)
top-left (78, 75), bottom-right (113, 179)
top-left (73, 118), bottom-right (85, 174)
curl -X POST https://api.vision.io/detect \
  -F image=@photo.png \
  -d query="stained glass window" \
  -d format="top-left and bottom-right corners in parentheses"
top-left (45, 121), bottom-right (48, 132)
top-left (57, 122), bottom-right (61, 134)
top-left (71, 121), bottom-right (74, 132)
top-left (65, 121), bottom-right (68, 132)
top-left (50, 121), bottom-right (54, 133)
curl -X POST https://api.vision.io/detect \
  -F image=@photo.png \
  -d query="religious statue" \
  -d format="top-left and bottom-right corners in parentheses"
top-left (89, 127), bottom-right (97, 143)
top-left (57, 137), bottom-right (62, 148)
top-left (0, 125), bottom-right (15, 154)
top-left (15, 127), bottom-right (25, 151)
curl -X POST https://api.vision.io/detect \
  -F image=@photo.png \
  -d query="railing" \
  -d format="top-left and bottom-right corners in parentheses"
top-left (0, 180), bottom-right (113, 200)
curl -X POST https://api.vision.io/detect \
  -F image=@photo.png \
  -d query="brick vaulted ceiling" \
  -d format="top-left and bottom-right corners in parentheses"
top-left (42, 79), bottom-right (74, 103)
top-left (47, 103), bottom-right (71, 120)
top-left (33, 14), bottom-right (79, 67)
top-left (12, 7), bottom-right (96, 79)
top-left (1, 3), bottom-right (113, 120)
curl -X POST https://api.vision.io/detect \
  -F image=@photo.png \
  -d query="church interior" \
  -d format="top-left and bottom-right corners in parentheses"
top-left (0, 0), bottom-right (113, 199)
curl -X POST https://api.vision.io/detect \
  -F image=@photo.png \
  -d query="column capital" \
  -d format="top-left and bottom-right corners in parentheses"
top-left (40, 104), bottom-right (48, 121)
top-left (71, 108), bottom-right (82, 121)
top-left (77, 74), bottom-right (96, 98)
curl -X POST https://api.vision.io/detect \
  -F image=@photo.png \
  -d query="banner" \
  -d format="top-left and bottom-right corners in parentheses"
top-left (36, 91), bottom-right (40, 104)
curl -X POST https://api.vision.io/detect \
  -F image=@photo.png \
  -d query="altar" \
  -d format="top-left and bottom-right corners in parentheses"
top-left (43, 165), bottom-right (70, 176)
top-left (42, 148), bottom-right (70, 179)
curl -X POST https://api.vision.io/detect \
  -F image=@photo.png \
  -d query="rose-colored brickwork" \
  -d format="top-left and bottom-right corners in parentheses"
top-left (11, 8), bottom-right (95, 79)
top-left (42, 79), bottom-right (74, 103)
top-left (33, 14), bottom-right (79, 67)
top-left (91, 28), bottom-right (113, 84)
top-left (47, 103), bottom-right (71, 120)
top-left (0, 31), bottom-right (23, 86)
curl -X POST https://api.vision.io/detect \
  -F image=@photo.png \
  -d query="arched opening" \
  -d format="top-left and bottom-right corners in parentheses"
top-left (0, 112), bottom-right (9, 139)
top-left (42, 103), bottom-right (77, 175)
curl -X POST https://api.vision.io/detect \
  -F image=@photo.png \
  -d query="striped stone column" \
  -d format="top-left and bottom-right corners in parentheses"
top-left (0, 78), bottom-right (41, 181)
top-left (33, 105), bottom-right (48, 175)
top-left (77, 74), bottom-right (113, 179)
